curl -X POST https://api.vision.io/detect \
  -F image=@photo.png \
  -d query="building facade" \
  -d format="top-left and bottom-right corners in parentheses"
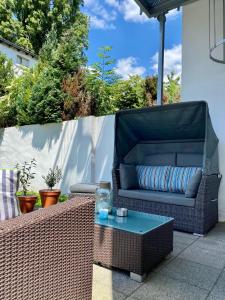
top-left (182, 0), bottom-right (225, 221)
top-left (0, 37), bottom-right (37, 74)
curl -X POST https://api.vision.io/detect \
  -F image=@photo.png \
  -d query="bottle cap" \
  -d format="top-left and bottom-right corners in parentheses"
top-left (99, 181), bottom-right (111, 190)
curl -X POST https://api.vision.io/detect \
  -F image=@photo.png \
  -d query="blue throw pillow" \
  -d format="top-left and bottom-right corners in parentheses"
top-left (0, 169), bottom-right (20, 221)
top-left (168, 167), bottom-right (201, 194)
top-left (136, 165), bottom-right (171, 192)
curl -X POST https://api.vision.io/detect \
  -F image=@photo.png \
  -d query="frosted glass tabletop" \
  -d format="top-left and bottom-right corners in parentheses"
top-left (95, 209), bottom-right (174, 235)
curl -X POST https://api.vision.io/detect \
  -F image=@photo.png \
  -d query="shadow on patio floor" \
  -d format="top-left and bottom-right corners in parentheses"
top-left (92, 223), bottom-right (225, 300)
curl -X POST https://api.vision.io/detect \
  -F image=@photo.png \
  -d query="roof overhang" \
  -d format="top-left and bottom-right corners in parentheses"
top-left (134, 0), bottom-right (196, 18)
top-left (0, 37), bottom-right (37, 58)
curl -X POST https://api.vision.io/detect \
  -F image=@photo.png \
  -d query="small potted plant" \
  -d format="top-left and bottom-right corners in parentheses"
top-left (16, 158), bottom-right (37, 213)
top-left (39, 166), bottom-right (62, 208)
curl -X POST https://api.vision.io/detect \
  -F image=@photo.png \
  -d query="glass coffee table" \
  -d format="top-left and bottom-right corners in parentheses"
top-left (94, 209), bottom-right (174, 282)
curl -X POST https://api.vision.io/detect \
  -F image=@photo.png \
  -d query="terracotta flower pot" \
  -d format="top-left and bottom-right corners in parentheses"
top-left (39, 189), bottom-right (61, 208)
top-left (17, 195), bottom-right (37, 214)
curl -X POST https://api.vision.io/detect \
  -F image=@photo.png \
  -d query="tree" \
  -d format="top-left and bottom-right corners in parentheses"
top-left (91, 46), bottom-right (119, 84)
top-left (0, 0), bottom-right (32, 50)
top-left (145, 75), bottom-right (158, 106)
top-left (28, 13), bottom-right (88, 124)
top-left (113, 76), bottom-right (147, 111)
top-left (86, 46), bottom-right (120, 116)
top-left (62, 69), bottom-right (92, 120)
top-left (164, 72), bottom-right (181, 104)
top-left (0, 0), bottom-right (83, 54)
top-left (14, 0), bottom-right (83, 53)
top-left (0, 53), bottom-right (14, 97)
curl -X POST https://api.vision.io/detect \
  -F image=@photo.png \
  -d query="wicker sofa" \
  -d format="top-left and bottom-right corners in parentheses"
top-left (112, 102), bottom-right (221, 235)
top-left (0, 197), bottom-right (95, 300)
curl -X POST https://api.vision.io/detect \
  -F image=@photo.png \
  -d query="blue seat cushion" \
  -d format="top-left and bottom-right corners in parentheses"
top-left (118, 189), bottom-right (195, 207)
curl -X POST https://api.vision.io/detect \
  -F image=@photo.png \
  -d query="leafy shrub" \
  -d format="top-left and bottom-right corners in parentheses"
top-left (16, 158), bottom-right (37, 196)
top-left (113, 76), bottom-right (147, 111)
top-left (0, 53), bottom-right (14, 97)
top-left (28, 66), bottom-right (64, 124)
top-left (42, 166), bottom-right (62, 190)
top-left (62, 69), bottom-right (93, 120)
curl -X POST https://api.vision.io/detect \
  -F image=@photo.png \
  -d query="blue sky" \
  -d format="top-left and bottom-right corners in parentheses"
top-left (82, 0), bottom-right (182, 79)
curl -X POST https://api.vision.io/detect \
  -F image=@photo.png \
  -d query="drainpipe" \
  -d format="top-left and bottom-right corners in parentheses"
top-left (157, 13), bottom-right (166, 105)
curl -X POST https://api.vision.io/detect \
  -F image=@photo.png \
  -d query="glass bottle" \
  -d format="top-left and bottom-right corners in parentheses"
top-left (95, 181), bottom-right (112, 213)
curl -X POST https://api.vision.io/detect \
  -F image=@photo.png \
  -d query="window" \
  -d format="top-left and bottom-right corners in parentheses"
top-left (17, 55), bottom-right (30, 67)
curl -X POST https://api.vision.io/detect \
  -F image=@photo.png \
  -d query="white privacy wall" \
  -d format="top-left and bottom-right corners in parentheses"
top-left (0, 116), bottom-right (115, 194)
top-left (182, 0), bottom-right (225, 221)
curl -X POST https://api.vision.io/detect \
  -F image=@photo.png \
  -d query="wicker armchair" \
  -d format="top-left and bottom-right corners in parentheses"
top-left (113, 169), bottom-right (221, 235)
top-left (112, 102), bottom-right (221, 235)
top-left (0, 197), bottom-right (95, 300)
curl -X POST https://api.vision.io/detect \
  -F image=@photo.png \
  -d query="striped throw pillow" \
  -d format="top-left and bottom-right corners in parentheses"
top-left (0, 169), bottom-right (20, 221)
top-left (136, 165), bottom-right (171, 192)
top-left (168, 167), bottom-right (201, 194)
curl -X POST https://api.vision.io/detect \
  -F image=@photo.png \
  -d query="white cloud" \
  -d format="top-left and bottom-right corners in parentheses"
top-left (105, 0), bottom-right (148, 23)
top-left (151, 44), bottom-right (182, 80)
top-left (83, 0), bottom-right (182, 30)
top-left (89, 15), bottom-right (116, 30)
top-left (105, 1), bottom-right (181, 23)
top-left (83, 0), bottom-right (117, 30)
top-left (115, 57), bottom-right (146, 79)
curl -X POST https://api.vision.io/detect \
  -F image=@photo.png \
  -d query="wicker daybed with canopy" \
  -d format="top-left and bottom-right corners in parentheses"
top-left (112, 101), bottom-right (221, 234)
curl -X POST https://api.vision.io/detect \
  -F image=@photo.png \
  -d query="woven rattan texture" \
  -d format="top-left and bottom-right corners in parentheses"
top-left (94, 220), bottom-right (173, 275)
top-left (0, 197), bottom-right (95, 300)
top-left (112, 169), bottom-right (220, 234)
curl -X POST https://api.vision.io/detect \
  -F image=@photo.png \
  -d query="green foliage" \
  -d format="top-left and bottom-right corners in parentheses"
top-left (91, 46), bottom-right (119, 84)
top-left (50, 14), bottom-right (88, 74)
top-left (16, 158), bottom-right (37, 196)
top-left (164, 72), bottom-right (181, 104)
top-left (145, 75), bottom-right (158, 106)
top-left (86, 46), bottom-right (119, 116)
top-left (28, 66), bottom-right (64, 124)
top-left (0, 0), bottom-right (31, 50)
top-left (42, 166), bottom-right (62, 190)
top-left (28, 13), bottom-right (88, 124)
top-left (113, 76), bottom-right (147, 111)
top-left (0, 0), bottom-right (83, 54)
top-left (2, 67), bottom-right (41, 126)
top-left (0, 53), bottom-right (14, 97)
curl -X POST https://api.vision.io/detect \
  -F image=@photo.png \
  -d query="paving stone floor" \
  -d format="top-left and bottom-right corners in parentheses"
top-left (92, 223), bottom-right (225, 300)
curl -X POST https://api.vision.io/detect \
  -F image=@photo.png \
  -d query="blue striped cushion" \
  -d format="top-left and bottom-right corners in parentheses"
top-left (168, 167), bottom-right (201, 194)
top-left (0, 169), bottom-right (20, 221)
top-left (136, 165), bottom-right (171, 192)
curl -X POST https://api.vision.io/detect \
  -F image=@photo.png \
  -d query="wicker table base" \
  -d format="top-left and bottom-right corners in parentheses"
top-left (94, 214), bottom-right (173, 282)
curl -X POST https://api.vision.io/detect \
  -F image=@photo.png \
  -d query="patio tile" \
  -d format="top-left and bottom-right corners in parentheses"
top-left (173, 231), bottom-right (199, 247)
top-left (178, 240), bottom-right (225, 269)
top-left (92, 282), bottom-right (126, 300)
top-left (194, 237), bottom-right (225, 253)
top-left (156, 257), bottom-right (221, 290)
top-left (93, 264), bottom-right (142, 296)
top-left (129, 273), bottom-right (208, 300)
top-left (207, 270), bottom-right (225, 300)
top-left (205, 223), bottom-right (225, 242)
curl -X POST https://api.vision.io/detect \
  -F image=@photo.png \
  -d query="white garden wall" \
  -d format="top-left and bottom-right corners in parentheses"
top-left (0, 115), bottom-right (115, 194)
top-left (182, 0), bottom-right (225, 221)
